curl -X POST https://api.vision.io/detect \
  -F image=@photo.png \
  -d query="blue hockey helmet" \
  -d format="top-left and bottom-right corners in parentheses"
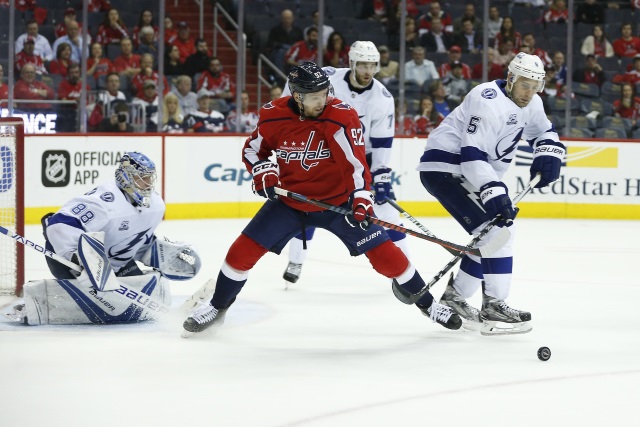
top-left (115, 152), bottom-right (157, 208)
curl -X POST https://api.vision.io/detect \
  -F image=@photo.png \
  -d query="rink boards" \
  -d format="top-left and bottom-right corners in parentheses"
top-left (19, 135), bottom-right (640, 224)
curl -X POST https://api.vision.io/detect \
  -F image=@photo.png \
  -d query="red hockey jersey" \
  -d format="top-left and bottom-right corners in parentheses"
top-left (242, 97), bottom-right (371, 212)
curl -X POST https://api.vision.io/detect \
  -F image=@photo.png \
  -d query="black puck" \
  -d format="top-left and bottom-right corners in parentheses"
top-left (537, 346), bottom-right (551, 361)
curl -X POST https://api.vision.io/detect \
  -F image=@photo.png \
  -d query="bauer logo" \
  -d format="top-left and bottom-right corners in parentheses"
top-left (42, 150), bottom-right (71, 187)
top-left (515, 144), bottom-right (617, 168)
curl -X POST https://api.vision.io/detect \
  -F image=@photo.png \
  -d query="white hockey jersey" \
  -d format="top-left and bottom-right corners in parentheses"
top-left (283, 67), bottom-right (395, 172)
top-left (417, 79), bottom-right (560, 190)
top-left (45, 180), bottom-right (166, 272)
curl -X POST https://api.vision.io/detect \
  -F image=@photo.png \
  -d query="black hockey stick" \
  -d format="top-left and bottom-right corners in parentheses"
top-left (391, 174), bottom-right (541, 305)
top-left (273, 188), bottom-right (485, 256)
top-left (0, 225), bottom-right (170, 315)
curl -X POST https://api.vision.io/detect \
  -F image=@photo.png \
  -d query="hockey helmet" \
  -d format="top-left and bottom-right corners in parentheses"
top-left (507, 53), bottom-right (546, 94)
top-left (115, 152), bottom-right (157, 208)
top-left (287, 62), bottom-right (331, 94)
top-left (348, 41), bottom-right (381, 74)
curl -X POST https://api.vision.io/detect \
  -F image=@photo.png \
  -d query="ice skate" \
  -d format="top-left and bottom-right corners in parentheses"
top-left (439, 274), bottom-right (482, 331)
top-left (283, 262), bottom-right (302, 288)
top-left (480, 287), bottom-right (532, 336)
top-left (417, 301), bottom-right (462, 330)
top-left (182, 302), bottom-right (227, 338)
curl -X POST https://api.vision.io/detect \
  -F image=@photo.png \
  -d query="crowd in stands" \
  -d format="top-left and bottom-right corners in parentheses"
top-left (2, 0), bottom-right (640, 138)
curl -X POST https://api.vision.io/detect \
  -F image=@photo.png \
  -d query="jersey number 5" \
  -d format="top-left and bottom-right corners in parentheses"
top-left (351, 128), bottom-right (365, 146)
top-left (467, 116), bottom-right (481, 134)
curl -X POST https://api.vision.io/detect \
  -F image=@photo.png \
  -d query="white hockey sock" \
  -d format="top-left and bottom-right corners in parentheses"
top-left (288, 236), bottom-right (310, 264)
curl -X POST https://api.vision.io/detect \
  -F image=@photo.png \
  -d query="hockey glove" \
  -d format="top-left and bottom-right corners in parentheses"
top-left (251, 160), bottom-right (280, 200)
top-left (479, 181), bottom-right (516, 227)
top-left (530, 139), bottom-right (565, 188)
top-left (371, 168), bottom-right (394, 205)
top-left (345, 189), bottom-right (375, 230)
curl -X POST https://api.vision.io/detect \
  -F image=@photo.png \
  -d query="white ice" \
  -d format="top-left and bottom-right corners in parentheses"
top-left (1, 217), bottom-right (639, 427)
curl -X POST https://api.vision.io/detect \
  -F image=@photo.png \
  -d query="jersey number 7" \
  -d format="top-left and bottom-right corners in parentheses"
top-left (351, 128), bottom-right (365, 146)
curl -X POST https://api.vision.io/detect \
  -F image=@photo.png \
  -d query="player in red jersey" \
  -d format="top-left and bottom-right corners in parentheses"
top-left (181, 62), bottom-right (461, 337)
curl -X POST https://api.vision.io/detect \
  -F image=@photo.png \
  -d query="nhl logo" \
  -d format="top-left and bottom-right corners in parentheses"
top-left (41, 150), bottom-right (71, 187)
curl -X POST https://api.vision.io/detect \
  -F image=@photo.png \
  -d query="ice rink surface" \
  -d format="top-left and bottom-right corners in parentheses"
top-left (1, 216), bottom-right (639, 427)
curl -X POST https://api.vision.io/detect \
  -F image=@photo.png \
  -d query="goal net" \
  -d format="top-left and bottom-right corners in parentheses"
top-left (0, 118), bottom-right (24, 296)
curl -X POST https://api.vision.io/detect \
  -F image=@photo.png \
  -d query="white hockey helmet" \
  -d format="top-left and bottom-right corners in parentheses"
top-left (348, 41), bottom-right (381, 74)
top-left (507, 53), bottom-right (546, 94)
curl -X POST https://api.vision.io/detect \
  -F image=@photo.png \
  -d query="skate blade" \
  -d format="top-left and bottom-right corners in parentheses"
top-left (460, 319), bottom-right (483, 332)
top-left (480, 321), bottom-right (532, 336)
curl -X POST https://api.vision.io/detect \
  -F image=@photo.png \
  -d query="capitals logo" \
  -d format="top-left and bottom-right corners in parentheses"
top-left (276, 131), bottom-right (330, 171)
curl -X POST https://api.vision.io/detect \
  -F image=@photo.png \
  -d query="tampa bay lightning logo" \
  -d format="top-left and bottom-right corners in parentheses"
top-left (100, 192), bottom-right (114, 202)
top-left (481, 88), bottom-right (497, 99)
top-left (108, 228), bottom-right (152, 261)
top-left (324, 67), bottom-right (336, 76)
top-left (495, 127), bottom-right (524, 160)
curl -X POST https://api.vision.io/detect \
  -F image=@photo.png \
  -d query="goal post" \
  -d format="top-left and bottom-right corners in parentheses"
top-left (0, 117), bottom-right (25, 296)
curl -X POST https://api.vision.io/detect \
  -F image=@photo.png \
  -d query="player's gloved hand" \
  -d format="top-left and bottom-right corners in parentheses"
top-left (479, 181), bottom-right (516, 226)
top-left (530, 139), bottom-right (565, 188)
top-left (371, 168), bottom-right (394, 205)
top-left (251, 160), bottom-right (280, 200)
top-left (345, 189), bottom-right (374, 230)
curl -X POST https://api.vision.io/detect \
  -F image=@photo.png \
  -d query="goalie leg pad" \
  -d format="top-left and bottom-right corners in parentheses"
top-left (365, 240), bottom-right (410, 278)
top-left (78, 231), bottom-right (120, 291)
top-left (140, 237), bottom-right (202, 281)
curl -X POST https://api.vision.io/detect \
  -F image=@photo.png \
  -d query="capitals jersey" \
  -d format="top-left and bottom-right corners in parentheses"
top-left (417, 79), bottom-right (560, 190)
top-left (45, 180), bottom-right (165, 273)
top-left (283, 67), bottom-right (395, 173)
top-left (243, 97), bottom-right (370, 212)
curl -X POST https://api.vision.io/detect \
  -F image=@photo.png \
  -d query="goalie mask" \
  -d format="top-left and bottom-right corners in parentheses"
top-left (115, 152), bottom-right (157, 208)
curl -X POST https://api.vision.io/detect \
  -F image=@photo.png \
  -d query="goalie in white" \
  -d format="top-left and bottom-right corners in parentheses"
top-left (11, 152), bottom-right (202, 325)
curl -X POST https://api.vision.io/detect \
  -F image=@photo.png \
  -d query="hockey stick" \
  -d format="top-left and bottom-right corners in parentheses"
top-left (391, 174), bottom-right (541, 305)
top-left (0, 225), bottom-right (170, 315)
top-left (274, 188), bottom-right (491, 256)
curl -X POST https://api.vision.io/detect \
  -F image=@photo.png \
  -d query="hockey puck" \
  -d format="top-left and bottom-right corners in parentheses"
top-left (537, 346), bottom-right (551, 361)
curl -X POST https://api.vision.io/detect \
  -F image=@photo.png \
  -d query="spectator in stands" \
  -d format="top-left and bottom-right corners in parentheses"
top-left (197, 57), bottom-right (236, 112)
top-left (575, 0), bottom-right (605, 24)
top-left (414, 96), bottom-right (444, 135)
top-left (171, 21), bottom-right (197, 64)
top-left (454, 17), bottom-right (482, 54)
top-left (52, 21), bottom-right (88, 64)
top-left (494, 16), bottom-right (521, 51)
top-left (493, 39), bottom-right (516, 70)
top-left (131, 53), bottom-right (169, 98)
top-left (132, 9), bottom-right (159, 49)
top-left (183, 89), bottom-right (226, 133)
top-left (285, 27), bottom-right (319, 73)
top-left (132, 80), bottom-right (159, 132)
top-left (164, 16), bottom-right (178, 45)
top-left (226, 90), bottom-right (259, 132)
top-left (453, 3), bottom-right (482, 35)
top-left (54, 8), bottom-right (80, 39)
top-left (87, 42), bottom-right (114, 81)
top-left (88, 0), bottom-right (112, 13)
top-left (428, 79), bottom-right (457, 117)
top-left (375, 45), bottom-right (399, 84)
top-left (418, 2), bottom-right (453, 33)
top-left (165, 45), bottom-right (186, 78)
top-left (403, 16), bottom-right (420, 50)
top-left (16, 20), bottom-right (53, 63)
top-left (438, 46), bottom-right (471, 78)
top-left (420, 17), bottom-right (454, 53)
top-left (394, 98), bottom-right (416, 136)
top-left (522, 33), bottom-right (552, 65)
top-left (98, 101), bottom-right (134, 133)
top-left (613, 56), bottom-right (640, 85)
top-left (581, 25), bottom-right (614, 58)
top-left (95, 8), bottom-right (129, 47)
top-left (613, 82), bottom-right (640, 127)
top-left (360, 0), bottom-right (391, 25)
top-left (113, 37), bottom-right (141, 79)
top-left (544, 0), bottom-right (569, 24)
top-left (442, 61), bottom-right (469, 104)
top-left (15, 36), bottom-right (47, 76)
top-left (184, 38), bottom-right (211, 78)
top-left (472, 47), bottom-right (504, 80)
top-left (541, 64), bottom-right (559, 98)
top-left (324, 31), bottom-right (350, 68)
top-left (162, 92), bottom-right (184, 133)
top-left (404, 46), bottom-right (439, 86)
top-left (551, 50), bottom-right (568, 86)
top-left (56, 63), bottom-right (90, 132)
top-left (173, 75), bottom-right (198, 116)
top-left (486, 6), bottom-right (503, 40)
top-left (13, 64), bottom-right (54, 110)
top-left (48, 43), bottom-right (73, 78)
top-left (573, 54), bottom-right (606, 87)
top-left (266, 9), bottom-right (304, 78)
top-left (89, 72), bottom-right (126, 130)
top-left (305, 10), bottom-right (334, 48)
top-left (269, 85), bottom-right (283, 101)
top-left (613, 23), bottom-right (640, 58)
top-left (0, 64), bottom-right (8, 104)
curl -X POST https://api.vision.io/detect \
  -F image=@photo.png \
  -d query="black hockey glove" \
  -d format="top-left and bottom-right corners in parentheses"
top-left (479, 181), bottom-right (516, 227)
top-left (251, 160), bottom-right (280, 200)
top-left (371, 168), bottom-right (394, 205)
top-left (530, 139), bottom-right (565, 188)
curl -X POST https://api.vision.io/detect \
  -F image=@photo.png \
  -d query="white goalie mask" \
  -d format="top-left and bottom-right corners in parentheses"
top-left (348, 41), bottom-right (381, 75)
top-left (506, 53), bottom-right (546, 95)
top-left (115, 152), bottom-right (157, 208)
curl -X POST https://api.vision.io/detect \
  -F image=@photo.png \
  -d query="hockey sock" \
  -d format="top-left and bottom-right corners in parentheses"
top-left (210, 271), bottom-right (246, 309)
top-left (394, 267), bottom-right (434, 308)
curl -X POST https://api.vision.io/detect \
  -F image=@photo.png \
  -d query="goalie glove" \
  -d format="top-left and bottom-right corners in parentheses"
top-left (251, 160), bottom-right (280, 200)
top-left (140, 236), bottom-right (202, 281)
top-left (530, 139), bottom-right (565, 188)
top-left (345, 189), bottom-right (375, 230)
top-left (371, 168), bottom-right (394, 205)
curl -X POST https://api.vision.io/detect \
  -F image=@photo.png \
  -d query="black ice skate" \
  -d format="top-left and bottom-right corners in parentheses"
top-left (182, 302), bottom-right (228, 338)
top-left (439, 274), bottom-right (482, 331)
top-left (480, 285), bottom-right (532, 336)
top-left (283, 262), bottom-right (302, 286)
top-left (417, 300), bottom-right (462, 330)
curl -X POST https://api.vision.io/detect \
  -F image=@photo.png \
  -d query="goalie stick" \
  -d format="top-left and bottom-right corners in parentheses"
top-left (0, 225), bottom-right (170, 315)
top-left (274, 187), bottom-right (497, 257)
top-left (391, 174), bottom-right (541, 305)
